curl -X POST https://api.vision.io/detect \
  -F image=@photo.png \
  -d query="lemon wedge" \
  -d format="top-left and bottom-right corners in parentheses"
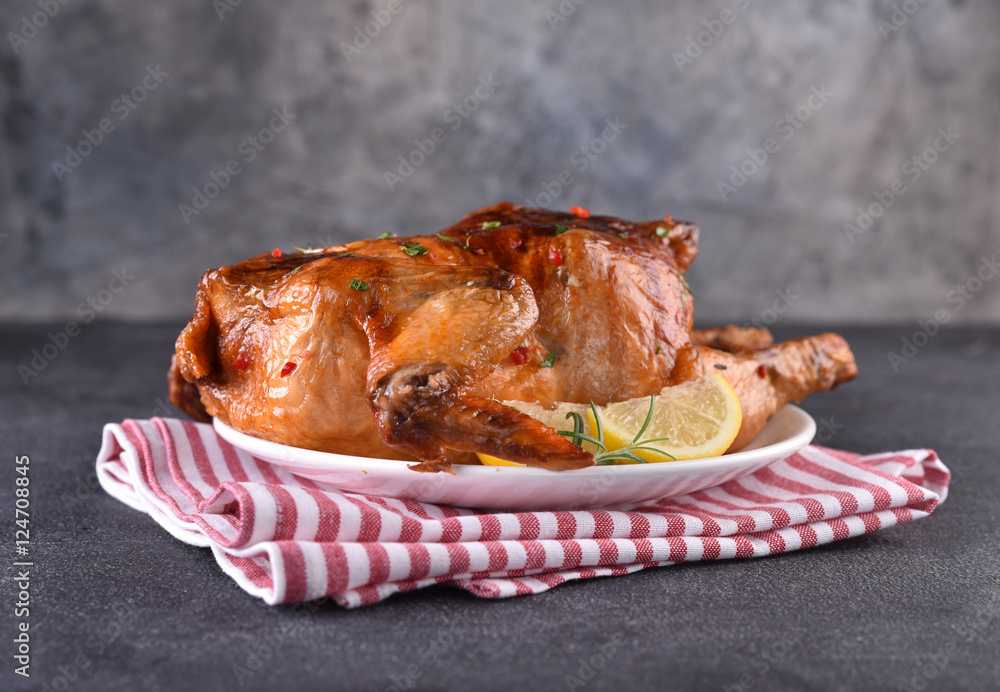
top-left (478, 401), bottom-right (597, 467)
top-left (592, 372), bottom-right (742, 463)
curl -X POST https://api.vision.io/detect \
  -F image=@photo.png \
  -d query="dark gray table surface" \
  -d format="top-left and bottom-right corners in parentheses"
top-left (2, 322), bottom-right (998, 692)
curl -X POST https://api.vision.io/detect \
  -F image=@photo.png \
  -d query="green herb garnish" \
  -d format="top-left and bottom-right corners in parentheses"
top-left (402, 242), bottom-right (429, 256)
top-left (617, 232), bottom-right (628, 238)
top-left (377, 232), bottom-right (394, 239)
top-left (349, 279), bottom-right (369, 291)
top-left (436, 233), bottom-right (453, 241)
top-left (559, 397), bottom-right (676, 465)
top-left (293, 244), bottom-right (325, 254)
top-left (655, 226), bottom-right (669, 237)
top-left (482, 220), bottom-right (501, 229)
top-left (714, 364), bottom-right (728, 370)
top-left (340, 253), bottom-right (354, 258)
top-left (655, 344), bottom-right (663, 355)
top-left (289, 264), bottom-right (306, 274)
top-left (539, 351), bottom-right (557, 368)
top-left (679, 275), bottom-right (693, 294)
top-left (555, 225), bottom-right (570, 234)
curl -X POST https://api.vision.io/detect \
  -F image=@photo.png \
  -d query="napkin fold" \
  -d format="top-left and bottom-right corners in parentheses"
top-left (96, 418), bottom-right (949, 608)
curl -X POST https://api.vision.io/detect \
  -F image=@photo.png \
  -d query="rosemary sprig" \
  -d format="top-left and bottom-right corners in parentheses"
top-left (402, 242), bottom-right (429, 256)
top-left (558, 397), bottom-right (677, 466)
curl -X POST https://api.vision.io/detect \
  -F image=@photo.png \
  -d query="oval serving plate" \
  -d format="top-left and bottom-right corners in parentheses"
top-left (213, 404), bottom-right (816, 511)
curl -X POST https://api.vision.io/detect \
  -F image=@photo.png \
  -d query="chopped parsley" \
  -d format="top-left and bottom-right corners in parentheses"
top-left (539, 351), bottom-right (557, 368)
top-left (482, 220), bottom-right (501, 229)
top-left (377, 232), bottom-right (394, 239)
top-left (436, 233), bottom-right (453, 241)
top-left (617, 232), bottom-right (628, 238)
top-left (340, 253), bottom-right (354, 258)
top-left (656, 344), bottom-right (663, 355)
top-left (555, 225), bottom-right (570, 234)
top-left (715, 364), bottom-right (728, 370)
top-left (349, 279), bottom-right (369, 291)
top-left (679, 275), bottom-right (693, 294)
top-left (289, 264), bottom-right (306, 274)
top-left (655, 226), bottom-right (669, 237)
top-left (402, 242), bottom-right (429, 256)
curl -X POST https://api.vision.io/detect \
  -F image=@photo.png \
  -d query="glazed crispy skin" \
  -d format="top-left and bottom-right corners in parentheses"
top-left (170, 202), bottom-right (856, 471)
top-left (690, 325), bottom-right (775, 353)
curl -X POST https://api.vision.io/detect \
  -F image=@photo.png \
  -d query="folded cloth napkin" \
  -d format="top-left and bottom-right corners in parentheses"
top-left (96, 418), bottom-right (949, 609)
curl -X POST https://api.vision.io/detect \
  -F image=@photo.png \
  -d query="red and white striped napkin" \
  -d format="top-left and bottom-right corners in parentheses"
top-left (96, 418), bottom-right (949, 608)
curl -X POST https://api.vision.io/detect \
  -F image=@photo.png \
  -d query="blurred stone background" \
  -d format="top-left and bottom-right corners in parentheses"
top-left (0, 0), bottom-right (997, 325)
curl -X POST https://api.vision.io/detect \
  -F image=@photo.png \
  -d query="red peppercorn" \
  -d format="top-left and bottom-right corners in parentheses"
top-left (510, 238), bottom-right (523, 250)
top-left (233, 354), bottom-right (250, 372)
top-left (280, 361), bottom-right (297, 377)
top-left (569, 206), bottom-right (590, 218)
top-left (511, 346), bottom-right (530, 365)
top-left (758, 364), bottom-right (767, 379)
top-left (272, 248), bottom-right (282, 258)
top-left (549, 248), bottom-right (564, 265)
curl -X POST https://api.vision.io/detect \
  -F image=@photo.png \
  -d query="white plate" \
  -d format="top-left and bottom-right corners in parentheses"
top-left (213, 405), bottom-right (815, 511)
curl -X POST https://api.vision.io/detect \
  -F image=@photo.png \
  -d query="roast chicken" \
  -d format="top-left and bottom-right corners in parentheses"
top-left (169, 203), bottom-right (857, 472)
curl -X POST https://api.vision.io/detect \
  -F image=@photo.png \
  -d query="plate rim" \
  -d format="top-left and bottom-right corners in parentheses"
top-left (212, 404), bottom-right (816, 479)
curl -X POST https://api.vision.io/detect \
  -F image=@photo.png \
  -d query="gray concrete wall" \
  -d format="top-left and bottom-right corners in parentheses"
top-left (1, 0), bottom-right (998, 325)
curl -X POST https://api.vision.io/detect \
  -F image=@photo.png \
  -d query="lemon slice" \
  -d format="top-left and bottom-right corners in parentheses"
top-left (478, 401), bottom-right (597, 466)
top-left (592, 372), bottom-right (742, 463)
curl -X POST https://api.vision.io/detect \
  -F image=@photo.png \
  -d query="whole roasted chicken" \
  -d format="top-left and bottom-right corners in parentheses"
top-left (170, 203), bottom-right (856, 472)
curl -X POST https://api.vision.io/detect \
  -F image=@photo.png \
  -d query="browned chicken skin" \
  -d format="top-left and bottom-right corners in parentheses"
top-left (170, 202), bottom-right (857, 472)
top-left (691, 325), bottom-right (775, 353)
